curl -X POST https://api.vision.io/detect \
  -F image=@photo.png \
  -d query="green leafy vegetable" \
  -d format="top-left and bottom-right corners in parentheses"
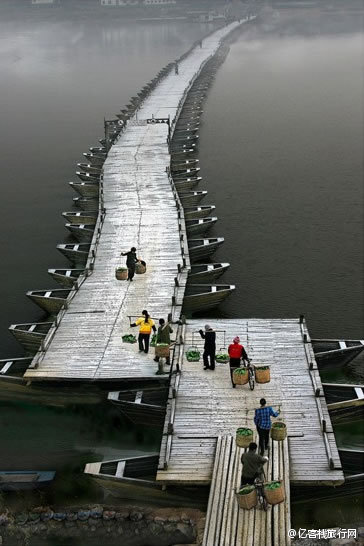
top-left (264, 481), bottom-right (281, 490)
top-left (122, 334), bottom-right (137, 344)
top-left (233, 368), bottom-right (247, 375)
top-left (272, 422), bottom-right (286, 429)
top-left (256, 366), bottom-right (270, 371)
top-left (157, 343), bottom-right (169, 347)
top-left (236, 427), bottom-right (253, 436)
top-left (238, 485), bottom-right (255, 495)
top-left (186, 350), bottom-right (200, 362)
top-left (150, 334), bottom-right (157, 347)
top-left (215, 353), bottom-right (229, 363)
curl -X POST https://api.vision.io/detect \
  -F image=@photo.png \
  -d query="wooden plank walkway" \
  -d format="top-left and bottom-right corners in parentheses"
top-left (202, 436), bottom-right (291, 546)
top-left (157, 318), bottom-right (344, 485)
top-left (24, 22), bottom-right (241, 381)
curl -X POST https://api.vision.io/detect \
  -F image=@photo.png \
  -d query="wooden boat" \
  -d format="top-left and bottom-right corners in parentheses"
top-left (73, 197), bottom-right (98, 211)
top-left (186, 217), bottom-right (218, 235)
top-left (291, 473), bottom-right (362, 504)
top-left (83, 153), bottom-right (105, 166)
top-left (183, 284), bottom-right (235, 313)
top-left (0, 471), bottom-right (56, 491)
top-left (179, 190), bottom-right (207, 206)
top-left (188, 238), bottom-right (225, 262)
top-left (26, 289), bottom-right (71, 315)
top-left (188, 263), bottom-right (230, 283)
top-left (0, 357), bottom-right (32, 377)
top-left (170, 142), bottom-right (197, 153)
top-left (173, 127), bottom-right (199, 137)
top-left (65, 223), bottom-right (95, 243)
top-left (323, 383), bottom-right (364, 424)
top-left (171, 135), bottom-right (199, 145)
top-left (171, 148), bottom-right (197, 158)
top-left (184, 205), bottom-right (216, 220)
top-left (83, 454), bottom-right (207, 506)
top-left (77, 163), bottom-right (102, 175)
top-left (62, 211), bottom-right (97, 225)
top-left (69, 181), bottom-right (99, 198)
top-left (9, 322), bottom-right (53, 354)
top-left (48, 268), bottom-right (84, 288)
top-left (89, 146), bottom-right (106, 154)
top-left (174, 178), bottom-right (200, 192)
top-left (339, 448), bottom-right (364, 475)
top-left (172, 168), bottom-right (201, 180)
top-left (312, 339), bottom-right (364, 368)
top-left (76, 171), bottom-right (100, 183)
top-left (57, 243), bottom-right (90, 265)
top-left (108, 386), bottom-right (169, 428)
top-left (171, 159), bottom-right (199, 170)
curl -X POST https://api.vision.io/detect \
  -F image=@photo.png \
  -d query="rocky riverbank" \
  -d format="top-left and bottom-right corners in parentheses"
top-left (0, 505), bottom-right (205, 546)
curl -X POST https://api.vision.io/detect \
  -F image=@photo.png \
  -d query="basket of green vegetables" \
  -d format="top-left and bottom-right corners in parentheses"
top-left (236, 427), bottom-right (254, 448)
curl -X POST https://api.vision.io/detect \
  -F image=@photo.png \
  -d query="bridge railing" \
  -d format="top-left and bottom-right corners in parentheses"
top-left (299, 316), bottom-right (337, 470)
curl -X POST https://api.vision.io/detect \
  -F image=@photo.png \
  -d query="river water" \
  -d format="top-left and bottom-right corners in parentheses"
top-left (0, 0), bottom-right (363, 532)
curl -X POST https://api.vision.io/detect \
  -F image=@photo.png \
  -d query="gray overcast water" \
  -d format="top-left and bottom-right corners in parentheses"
top-left (0, 1), bottom-right (363, 530)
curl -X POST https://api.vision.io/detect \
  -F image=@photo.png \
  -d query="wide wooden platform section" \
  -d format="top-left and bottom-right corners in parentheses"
top-left (202, 435), bottom-right (291, 546)
top-left (157, 318), bottom-right (344, 485)
top-left (24, 23), bottom-right (240, 381)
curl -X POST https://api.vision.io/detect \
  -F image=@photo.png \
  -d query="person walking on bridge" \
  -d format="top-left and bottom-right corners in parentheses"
top-left (121, 247), bottom-right (139, 281)
top-left (254, 398), bottom-right (280, 456)
top-left (154, 318), bottom-right (173, 366)
top-left (130, 310), bottom-right (156, 354)
top-left (228, 336), bottom-right (250, 388)
top-left (240, 442), bottom-right (268, 486)
top-left (199, 324), bottom-right (216, 370)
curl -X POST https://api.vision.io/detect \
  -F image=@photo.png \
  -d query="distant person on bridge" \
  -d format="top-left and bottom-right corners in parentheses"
top-left (121, 247), bottom-right (140, 281)
top-left (228, 336), bottom-right (250, 388)
top-left (254, 398), bottom-right (280, 456)
top-left (199, 324), bottom-right (216, 370)
top-left (130, 310), bottom-right (156, 354)
top-left (240, 442), bottom-right (268, 486)
top-left (154, 318), bottom-right (173, 366)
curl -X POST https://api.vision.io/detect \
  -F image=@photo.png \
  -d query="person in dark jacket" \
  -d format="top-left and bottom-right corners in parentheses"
top-left (121, 247), bottom-right (139, 281)
top-left (240, 442), bottom-right (268, 486)
top-left (228, 336), bottom-right (250, 388)
top-left (199, 324), bottom-right (216, 370)
top-left (154, 318), bottom-right (173, 366)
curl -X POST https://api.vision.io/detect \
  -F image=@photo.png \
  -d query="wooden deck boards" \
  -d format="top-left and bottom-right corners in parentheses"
top-left (24, 23), bottom-right (240, 381)
top-left (202, 436), bottom-right (291, 546)
top-left (156, 318), bottom-right (344, 485)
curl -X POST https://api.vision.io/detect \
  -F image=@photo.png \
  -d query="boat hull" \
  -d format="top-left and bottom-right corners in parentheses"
top-left (9, 323), bottom-right (53, 354)
top-left (0, 471), bottom-right (56, 491)
top-left (48, 269), bottom-right (84, 288)
top-left (65, 224), bottom-right (95, 242)
top-left (62, 211), bottom-right (97, 225)
top-left (184, 206), bottom-right (215, 220)
top-left (186, 217), bottom-right (217, 235)
top-left (179, 192), bottom-right (207, 206)
top-left (26, 291), bottom-right (70, 315)
top-left (188, 240), bottom-right (224, 262)
top-left (57, 244), bottom-right (90, 265)
top-left (69, 182), bottom-right (99, 198)
top-left (183, 286), bottom-right (235, 313)
top-left (188, 263), bottom-right (230, 283)
top-left (73, 197), bottom-right (99, 211)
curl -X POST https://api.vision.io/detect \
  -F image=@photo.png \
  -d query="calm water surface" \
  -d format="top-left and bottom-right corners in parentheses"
top-left (0, 2), bottom-right (363, 531)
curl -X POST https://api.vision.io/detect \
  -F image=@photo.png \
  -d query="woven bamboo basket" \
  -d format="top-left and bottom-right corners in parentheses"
top-left (236, 428), bottom-right (253, 448)
top-left (155, 344), bottom-right (170, 358)
top-left (270, 422), bottom-right (287, 441)
top-left (255, 366), bottom-right (270, 384)
top-left (135, 262), bottom-right (146, 274)
top-left (237, 487), bottom-right (257, 510)
top-left (233, 369), bottom-right (248, 385)
top-left (115, 267), bottom-right (128, 281)
top-left (264, 481), bottom-right (285, 505)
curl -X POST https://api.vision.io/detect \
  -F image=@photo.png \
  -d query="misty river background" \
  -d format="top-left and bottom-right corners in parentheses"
top-left (0, 0), bottom-right (363, 533)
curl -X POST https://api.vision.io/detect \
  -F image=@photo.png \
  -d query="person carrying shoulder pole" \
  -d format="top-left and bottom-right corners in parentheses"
top-left (254, 398), bottom-right (280, 456)
top-left (120, 246), bottom-right (140, 281)
top-left (130, 310), bottom-right (156, 354)
top-left (199, 325), bottom-right (216, 370)
top-left (228, 336), bottom-right (250, 388)
top-left (240, 442), bottom-right (268, 487)
top-left (154, 318), bottom-right (173, 366)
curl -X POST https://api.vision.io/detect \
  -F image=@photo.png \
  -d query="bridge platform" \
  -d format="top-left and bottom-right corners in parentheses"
top-left (24, 22), bottom-right (240, 381)
top-left (202, 435), bottom-right (291, 546)
top-left (157, 318), bottom-right (344, 486)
